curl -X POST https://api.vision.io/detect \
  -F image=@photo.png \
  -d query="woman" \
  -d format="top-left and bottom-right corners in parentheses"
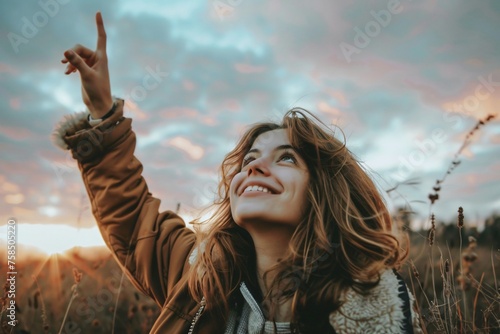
top-left (53, 12), bottom-right (421, 334)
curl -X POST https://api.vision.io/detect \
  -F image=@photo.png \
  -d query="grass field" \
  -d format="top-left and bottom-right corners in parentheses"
top-left (0, 247), bottom-right (160, 334)
top-left (1, 213), bottom-right (499, 333)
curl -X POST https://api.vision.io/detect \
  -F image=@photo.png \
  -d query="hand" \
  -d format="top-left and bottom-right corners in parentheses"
top-left (61, 12), bottom-right (113, 119)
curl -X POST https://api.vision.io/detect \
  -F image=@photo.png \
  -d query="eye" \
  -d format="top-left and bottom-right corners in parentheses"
top-left (242, 155), bottom-right (256, 167)
top-left (278, 152), bottom-right (297, 164)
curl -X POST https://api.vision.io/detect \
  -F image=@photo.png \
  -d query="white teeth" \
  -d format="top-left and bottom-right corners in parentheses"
top-left (244, 185), bottom-right (270, 193)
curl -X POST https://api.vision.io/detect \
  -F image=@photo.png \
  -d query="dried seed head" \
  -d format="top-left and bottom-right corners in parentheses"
top-left (445, 259), bottom-right (450, 273)
top-left (429, 193), bottom-right (439, 204)
top-left (457, 274), bottom-right (471, 291)
top-left (428, 214), bottom-right (436, 246)
top-left (468, 236), bottom-right (477, 247)
top-left (463, 252), bottom-right (477, 262)
top-left (428, 229), bottom-right (435, 246)
top-left (73, 268), bottom-right (82, 284)
top-left (457, 206), bottom-right (464, 228)
top-left (412, 263), bottom-right (420, 279)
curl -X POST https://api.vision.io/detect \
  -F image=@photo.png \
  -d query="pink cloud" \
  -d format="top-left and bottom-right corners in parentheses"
top-left (0, 62), bottom-right (18, 74)
top-left (408, 22), bottom-right (428, 38)
top-left (317, 101), bottom-right (343, 117)
top-left (183, 79), bottom-right (196, 91)
top-left (442, 90), bottom-right (500, 121)
top-left (124, 100), bottom-right (149, 120)
top-left (465, 166), bottom-right (500, 186)
top-left (224, 98), bottom-right (240, 112)
top-left (465, 58), bottom-right (484, 67)
top-left (159, 107), bottom-right (200, 119)
top-left (234, 63), bottom-right (266, 74)
top-left (434, 44), bottom-right (453, 54)
top-left (202, 116), bottom-right (218, 126)
top-left (0, 125), bottom-right (35, 141)
top-left (489, 134), bottom-right (500, 145)
top-left (327, 89), bottom-right (350, 107)
top-left (10, 98), bottom-right (21, 110)
top-left (164, 136), bottom-right (205, 160)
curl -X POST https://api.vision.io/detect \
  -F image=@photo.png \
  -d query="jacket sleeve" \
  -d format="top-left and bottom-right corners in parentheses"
top-left (51, 99), bottom-right (196, 307)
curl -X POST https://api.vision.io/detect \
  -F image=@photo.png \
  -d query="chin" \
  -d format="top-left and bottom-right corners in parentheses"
top-left (233, 212), bottom-right (270, 225)
top-left (234, 213), bottom-right (295, 229)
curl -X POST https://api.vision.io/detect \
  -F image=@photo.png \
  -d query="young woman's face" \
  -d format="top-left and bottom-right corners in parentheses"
top-left (230, 129), bottom-right (310, 229)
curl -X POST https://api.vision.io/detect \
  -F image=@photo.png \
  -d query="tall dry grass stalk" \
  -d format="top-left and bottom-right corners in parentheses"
top-left (111, 270), bottom-right (126, 334)
top-left (458, 207), bottom-right (468, 325)
top-left (428, 214), bottom-right (440, 318)
top-left (426, 114), bottom-right (496, 213)
top-left (32, 275), bottom-right (49, 332)
top-left (58, 268), bottom-right (82, 334)
top-left (111, 241), bottom-right (135, 334)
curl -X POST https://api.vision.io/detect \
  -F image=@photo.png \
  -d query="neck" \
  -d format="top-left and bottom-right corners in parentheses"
top-left (249, 226), bottom-right (293, 283)
top-left (246, 224), bottom-right (295, 321)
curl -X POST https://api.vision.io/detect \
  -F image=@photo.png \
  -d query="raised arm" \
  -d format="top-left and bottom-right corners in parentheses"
top-left (53, 12), bottom-right (195, 307)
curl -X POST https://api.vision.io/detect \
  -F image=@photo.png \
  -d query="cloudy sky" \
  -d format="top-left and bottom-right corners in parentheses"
top-left (1, 0), bottom-right (499, 253)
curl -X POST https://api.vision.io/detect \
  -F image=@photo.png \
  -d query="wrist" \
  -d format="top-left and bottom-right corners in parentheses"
top-left (89, 99), bottom-right (114, 119)
top-left (88, 99), bottom-right (117, 125)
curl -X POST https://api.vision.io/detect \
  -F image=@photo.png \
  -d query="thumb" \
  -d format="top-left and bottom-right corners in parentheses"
top-left (64, 50), bottom-right (90, 76)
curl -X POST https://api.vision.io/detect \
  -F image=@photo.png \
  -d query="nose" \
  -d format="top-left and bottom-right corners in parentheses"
top-left (246, 157), bottom-right (271, 176)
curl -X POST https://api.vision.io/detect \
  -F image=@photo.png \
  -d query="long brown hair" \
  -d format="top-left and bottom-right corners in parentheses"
top-left (188, 108), bottom-right (407, 332)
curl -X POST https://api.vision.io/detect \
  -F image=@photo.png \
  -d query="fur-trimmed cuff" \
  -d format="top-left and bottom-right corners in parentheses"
top-left (50, 99), bottom-right (127, 163)
top-left (51, 111), bottom-right (89, 150)
top-left (51, 98), bottom-right (123, 151)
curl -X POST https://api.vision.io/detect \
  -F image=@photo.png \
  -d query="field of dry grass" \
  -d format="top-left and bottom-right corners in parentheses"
top-left (0, 248), bottom-right (160, 334)
top-left (399, 219), bottom-right (500, 334)
top-left (1, 216), bottom-right (499, 333)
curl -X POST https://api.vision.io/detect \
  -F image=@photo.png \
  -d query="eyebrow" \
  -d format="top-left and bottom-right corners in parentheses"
top-left (247, 144), bottom-right (296, 155)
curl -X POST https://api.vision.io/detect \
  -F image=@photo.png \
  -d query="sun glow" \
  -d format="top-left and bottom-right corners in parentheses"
top-left (0, 223), bottom-right (105, 256)
top-left (0, 210), bottom-right (210, 256)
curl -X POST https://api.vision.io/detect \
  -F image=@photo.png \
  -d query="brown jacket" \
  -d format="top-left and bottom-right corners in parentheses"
top-left (52, 99), bottom-right (218, 333)
top-left (52, 100), bottom-right (422, 334)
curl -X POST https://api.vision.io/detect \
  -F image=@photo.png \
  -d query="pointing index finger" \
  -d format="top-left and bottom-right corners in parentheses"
top-left (96, 11), bottom-right (107, 52)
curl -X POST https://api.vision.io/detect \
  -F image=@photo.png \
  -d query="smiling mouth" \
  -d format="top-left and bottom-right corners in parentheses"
top-left (242, 185), bottom-right (273, 194)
